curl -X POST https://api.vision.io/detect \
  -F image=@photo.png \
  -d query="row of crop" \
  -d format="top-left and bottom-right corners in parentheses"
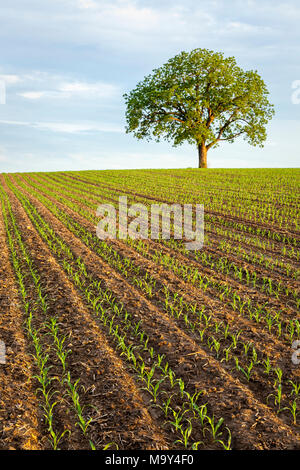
top-left (0, 185), bottom-right (98, 449)
top-left (63, 170), bottom-right (299, 232)
top-left (133, 239), bottom-right (299, 341)
top-left (17, 173), bottom-right (299, 307)
top-left (13, 173), bottom-right (299, 338)
top-left (178, 244), bottom-right (298, 304)
top-left (6, 176), bottom-right (233, 450)
top-left (130, 263), bottom-right (300, 424)
top-left (10, 174), bottom-right (299, 355)
top-left (28, 172), bottom-right (299, 254)
top-left (38, 172), bottom-right (300, 267)
top-left (32, 171), bottom-right (300, 282)
top-left (207, 237), bottom-right (298, 277)
top-left (78, 168), bottom-right (298, 208)
top-left (6, 176), bottom-right (299, 426)
top-left (62, 171), bottom-right (299, 239)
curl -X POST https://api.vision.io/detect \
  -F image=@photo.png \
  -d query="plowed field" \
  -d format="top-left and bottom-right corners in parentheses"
top-left (0, 168), bottom-right (299, 450)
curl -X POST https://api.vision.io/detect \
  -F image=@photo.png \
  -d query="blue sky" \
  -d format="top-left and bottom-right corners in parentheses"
top-left (0, 0), bottom-right (299, 172)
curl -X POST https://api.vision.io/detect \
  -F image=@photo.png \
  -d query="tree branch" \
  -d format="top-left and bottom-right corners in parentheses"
top-left (206, 110), bottom-right (239, 149)
top-left (219, 129), bottom-right (245, 141)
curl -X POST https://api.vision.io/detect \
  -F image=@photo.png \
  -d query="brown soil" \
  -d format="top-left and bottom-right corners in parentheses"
top-left (6, 175), bottom-right (300, 450)
top-left (0, 177), bottom-right (169, 450)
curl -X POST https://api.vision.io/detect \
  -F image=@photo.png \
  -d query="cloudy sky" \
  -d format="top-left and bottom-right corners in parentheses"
top-left (0, 0), bottom-right (299, 172)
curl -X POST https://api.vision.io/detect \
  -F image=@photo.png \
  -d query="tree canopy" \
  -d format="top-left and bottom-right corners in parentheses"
top-left (123, 48), bottom-right (275, 168)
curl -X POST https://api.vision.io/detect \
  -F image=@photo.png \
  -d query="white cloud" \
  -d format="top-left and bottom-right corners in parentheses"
top-left (77, 0), bottom-right (98, 9)
top-left (18, 91), bottom-right (47, 99)
top-left (223, 21), bottom-right (273, 35)
top-left (16, 74), bottom-right (120, 101)
top-left (0, 74), bottom-right (22, 84)
top-left (35, 121), bottom-right (123, 133)
top-left (0, 120), bottom-right (30, 126)
top-left (58, 81), bottom-right (119, 98)
top-left (71, 0), bottom-right (162, 32)
top-left (0, 119), bottom-right (123, 133)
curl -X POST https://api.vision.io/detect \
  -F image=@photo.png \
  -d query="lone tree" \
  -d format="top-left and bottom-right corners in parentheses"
top-left (124, 48), bottom-right (274, 168)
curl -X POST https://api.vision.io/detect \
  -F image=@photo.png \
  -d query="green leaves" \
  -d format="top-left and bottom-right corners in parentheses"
top-left (124, 48), bottom-right (274, 164)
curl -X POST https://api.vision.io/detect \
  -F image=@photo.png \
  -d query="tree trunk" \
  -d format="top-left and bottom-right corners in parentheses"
top-left (198, 142), bottom-right (207, 168)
